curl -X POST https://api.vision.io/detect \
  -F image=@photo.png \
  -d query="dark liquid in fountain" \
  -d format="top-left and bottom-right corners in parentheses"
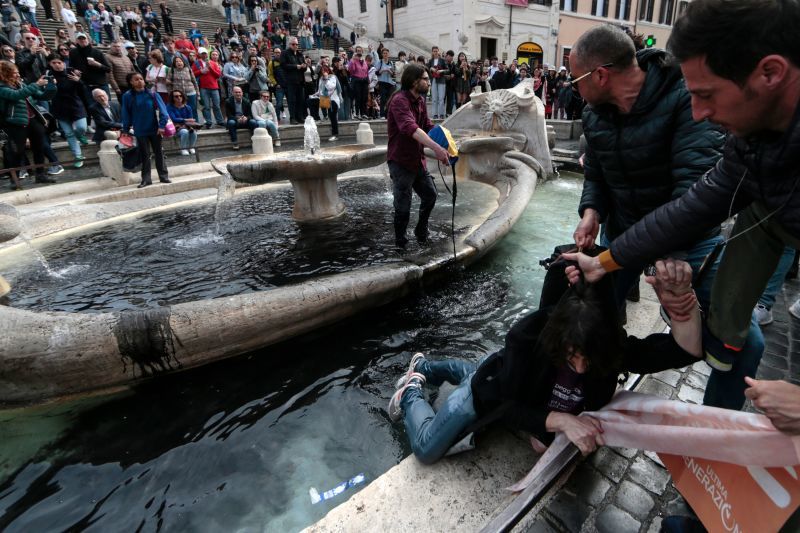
top-left (2, 176), bottom-right (493, 313)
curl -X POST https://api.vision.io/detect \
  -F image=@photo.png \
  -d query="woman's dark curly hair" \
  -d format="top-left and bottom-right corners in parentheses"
top-left (538, 278), bottom-right (625, 378)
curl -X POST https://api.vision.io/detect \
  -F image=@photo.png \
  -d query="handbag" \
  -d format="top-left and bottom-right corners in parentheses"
top-left (319, 95), bottom-right (331, 110)
top-left (149, 90), bottom-right (176, 137)
top-left (116, 133), bottom-right (141, 172)
top-left (163, 119), bottom-right (176, 137)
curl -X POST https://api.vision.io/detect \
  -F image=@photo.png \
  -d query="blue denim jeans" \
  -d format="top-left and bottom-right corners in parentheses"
top-left (758, 246), bottom-right (797, 309)
top-left (226, 118), bottom-right (257, 142)
top-left (186, 93), bottom-right (199, 121)
top-left (601, 232), bottom-right (765, 410)
top-left (401, 358), bottom-right (478, 465)
top-left (430, 81), bottom-right (446, 117)
top-left (176, 127), bottom-right (197, 149)
top-left (200, 88), bottom-right (224, 125)
top-left (58, 117), bottom-right (87, 158)
top-left (255, 118), bottom-right (279, 138)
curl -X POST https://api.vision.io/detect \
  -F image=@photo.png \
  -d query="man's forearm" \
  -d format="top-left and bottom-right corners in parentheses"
top-left (412, 128), bottom-right (439, 152)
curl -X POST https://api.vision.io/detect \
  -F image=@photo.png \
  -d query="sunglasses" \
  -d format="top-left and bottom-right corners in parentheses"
top-left (569, 62), bottom-right (613, 90)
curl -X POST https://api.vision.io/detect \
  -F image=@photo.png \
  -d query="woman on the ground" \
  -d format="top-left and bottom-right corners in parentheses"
top-left (166, 89), bottom-right (198, 156)
top-left (389, 257), bottom-right (703, 464)
top-left (0, 60), bottom-right (57, 185)
top-left (121, 71), bottom-right (171, 188)
top-left (146, 48), bottom-right (169, 102)
top-left (244, 54), bottom-right (267, 104)
top-left (317, 65), bottom-right (341, 141)
top-left (250, 90), bottom-right (280, 146)
top-left (167, 55), bottom-right (199, 121)
top-left (46, 53), bottom-right (88, 168)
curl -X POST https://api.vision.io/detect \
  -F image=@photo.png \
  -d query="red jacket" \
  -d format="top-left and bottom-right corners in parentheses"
top-left (192, 59), bottom-right (221, 90)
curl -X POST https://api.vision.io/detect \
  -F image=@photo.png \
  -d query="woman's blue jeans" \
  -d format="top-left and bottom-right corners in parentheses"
top-left (177, 127), bottom-right (197, 149)
top-left (58, 117), bottom-right (87, 158)
top-left (400, 358), bottom-right (478, 465)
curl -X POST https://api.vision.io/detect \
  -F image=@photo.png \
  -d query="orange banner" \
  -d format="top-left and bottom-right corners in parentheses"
top-left (660, 454), bottom-right (800, 532)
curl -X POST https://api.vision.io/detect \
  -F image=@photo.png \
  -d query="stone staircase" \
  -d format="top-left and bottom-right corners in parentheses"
top-left (31, 0), bottom-right (348, 56)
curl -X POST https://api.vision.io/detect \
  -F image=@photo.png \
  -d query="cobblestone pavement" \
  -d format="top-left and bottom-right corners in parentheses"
top-left (524, 277), bottom-right (800, 533)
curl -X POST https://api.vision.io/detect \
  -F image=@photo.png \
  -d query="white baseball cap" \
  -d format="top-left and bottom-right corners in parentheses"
top-left (198, 47), bottom-right (209, 55)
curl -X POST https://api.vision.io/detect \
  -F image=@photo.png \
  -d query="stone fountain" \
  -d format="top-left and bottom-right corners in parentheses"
top-left (212, 118), bottom-right (386, 221)
top-left (0, 89), bottom-right (552, 405)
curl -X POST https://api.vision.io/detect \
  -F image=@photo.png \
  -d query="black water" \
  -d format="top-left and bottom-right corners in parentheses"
top-left (0, 175), bottom-right (583, 532)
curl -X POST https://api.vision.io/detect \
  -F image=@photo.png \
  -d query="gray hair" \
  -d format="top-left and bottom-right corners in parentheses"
top-left (572, 24), bottom-right (636, 71)
top-left (92, 88), bottom-right (106, 98)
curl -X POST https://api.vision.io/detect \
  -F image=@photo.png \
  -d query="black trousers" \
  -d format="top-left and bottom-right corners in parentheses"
top-left (328, 100), bottom-right (339, 135)
top-left (285, 83), bottom-right (305, 123)
top-left (351, 77), bottom-right (368, 117)
top-left (136, 134), bottom-right (169, 184)
top-left (40, 0), bottom-right (54, 19)
top-left (5, 120), bottom-right (47, 178)
top-left (163, 15), bottom-right (173, 34)
top-left (388, 160), bottom-right (437, 245)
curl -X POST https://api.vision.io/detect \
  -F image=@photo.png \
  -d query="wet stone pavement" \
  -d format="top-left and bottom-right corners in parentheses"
top-left (524, 278), bottom-right (800, 533)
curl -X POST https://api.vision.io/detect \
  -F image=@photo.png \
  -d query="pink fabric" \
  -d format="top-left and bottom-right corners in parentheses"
top-left (508, 391), bottom-right (800, 492)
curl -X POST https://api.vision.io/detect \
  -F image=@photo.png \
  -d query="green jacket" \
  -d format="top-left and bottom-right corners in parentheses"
top-left (0, 81), bottom-right (56, 127)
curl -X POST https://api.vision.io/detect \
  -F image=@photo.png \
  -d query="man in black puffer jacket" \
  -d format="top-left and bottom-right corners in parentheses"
top-left (568, 23), bottom-right (764, 411)
top-left (566, 0), bottom-right (800, 414)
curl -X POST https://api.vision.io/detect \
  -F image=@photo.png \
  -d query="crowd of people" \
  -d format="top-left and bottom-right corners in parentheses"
top-left (0, 0), bottom-right (591, 187)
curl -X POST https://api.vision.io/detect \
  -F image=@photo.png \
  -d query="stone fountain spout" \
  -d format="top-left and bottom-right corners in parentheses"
top-left (211, 143), bottom-right (387, 223)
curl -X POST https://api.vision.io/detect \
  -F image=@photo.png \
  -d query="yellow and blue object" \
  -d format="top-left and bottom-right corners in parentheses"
top-left (428, 125), bottom-right (459, 168)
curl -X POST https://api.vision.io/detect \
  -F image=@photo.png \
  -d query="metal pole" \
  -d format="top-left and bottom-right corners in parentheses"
top-left (508, 5), bottom-right (512, 46)
top-left (383, 0), bottom-right (393, 38)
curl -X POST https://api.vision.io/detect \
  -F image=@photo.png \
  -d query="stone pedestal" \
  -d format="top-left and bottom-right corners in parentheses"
top-left (290, 174), bottom-right (345, 222)
top-left (251, 127), bottom-right (274, 156)
top-left (356, 122), bottom-right (374, 145)
top-left (98, 138), bottom-right (139, 186)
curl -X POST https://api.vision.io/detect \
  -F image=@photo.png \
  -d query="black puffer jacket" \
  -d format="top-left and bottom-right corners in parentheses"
top-left (579, 49), bottom-right (725, 242)
top-left (610, 103), bottom-right (800, 268)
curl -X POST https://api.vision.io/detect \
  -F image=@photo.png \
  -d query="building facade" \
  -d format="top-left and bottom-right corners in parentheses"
top-left (336, 0), bottom-right (558, 67)
top-left (557, 0), bottom-right (690, 69)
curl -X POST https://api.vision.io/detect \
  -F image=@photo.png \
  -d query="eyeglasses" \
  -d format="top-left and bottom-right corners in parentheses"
top-left (569, 62), bottom-right (613, 90)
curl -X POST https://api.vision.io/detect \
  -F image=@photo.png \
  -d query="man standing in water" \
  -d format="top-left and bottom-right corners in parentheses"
top-left (386, 63), bottom-right (450, 249)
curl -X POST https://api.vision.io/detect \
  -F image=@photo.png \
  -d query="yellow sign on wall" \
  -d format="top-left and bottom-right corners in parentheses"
top-left (517, 42), bottom-right (543, 54)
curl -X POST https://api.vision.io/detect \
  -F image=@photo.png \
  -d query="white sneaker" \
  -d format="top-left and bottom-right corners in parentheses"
top-left (754, 304), bottom-right (774, 326)
top-left (189, 148), bottom-right (196, 154)
top-left (394, 353), bottom-right (426, 389)
top-left (790, 298), bottom-right (800, 320)
top-left (18, 170), bottom-right (28, 179)
top-left (328, 136), bottom-right (338, 142)
top-left (387, 372), bottom-right (425, 422)
top-left (180, 149), bottom-right (190, 156)
top-left (274, 139), bottom-right (281, 146)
